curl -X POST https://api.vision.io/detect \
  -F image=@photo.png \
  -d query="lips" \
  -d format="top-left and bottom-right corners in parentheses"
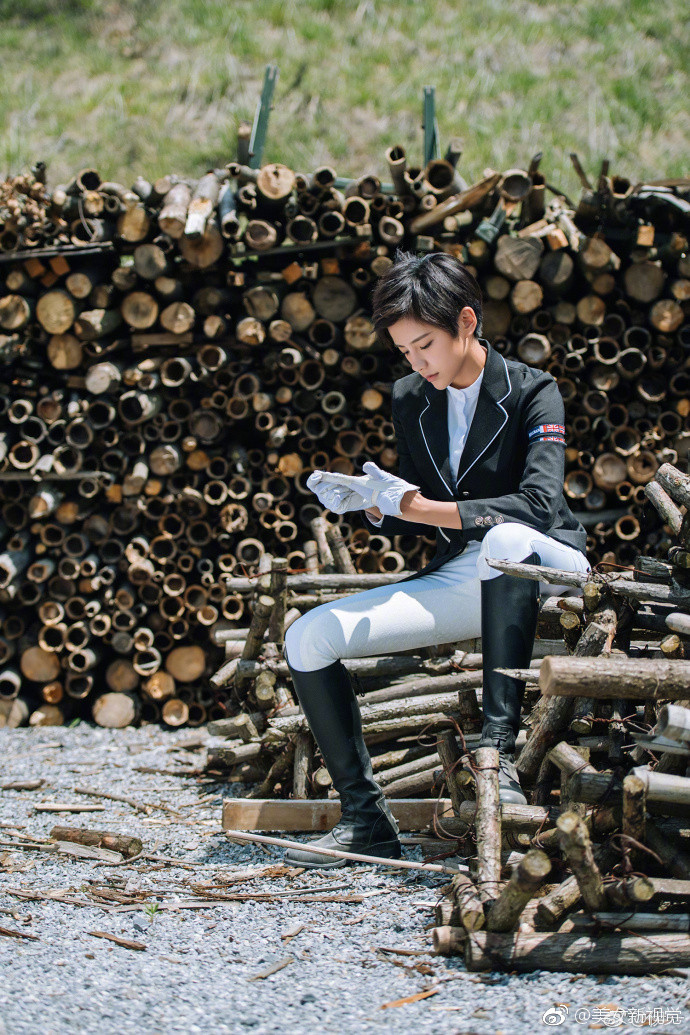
top-left (425, 374), bottom-right (438, 381)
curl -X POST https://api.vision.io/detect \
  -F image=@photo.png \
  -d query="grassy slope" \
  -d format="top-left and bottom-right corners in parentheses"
top-left (0, 0), bottom-right (687, 198)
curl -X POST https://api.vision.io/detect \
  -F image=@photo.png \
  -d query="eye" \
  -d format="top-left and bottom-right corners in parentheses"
top-left (399, 341), bottom-right (432, 358)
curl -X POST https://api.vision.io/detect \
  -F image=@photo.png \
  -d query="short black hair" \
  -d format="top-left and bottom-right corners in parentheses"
top-left (371, 249), bottom-right (483, 349)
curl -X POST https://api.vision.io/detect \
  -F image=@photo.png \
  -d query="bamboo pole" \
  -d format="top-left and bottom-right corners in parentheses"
top-left (225, 830), bottom-right (462, 874)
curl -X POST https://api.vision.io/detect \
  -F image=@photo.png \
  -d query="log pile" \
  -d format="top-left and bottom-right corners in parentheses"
top-left (0, 152), bottom-right (687, 728)
top-left (188, 532), bottom-right (581, 792)
top-left (203, 547), bottom-right (507, 792)
top-left (430, 462), bottom-right (690, 974)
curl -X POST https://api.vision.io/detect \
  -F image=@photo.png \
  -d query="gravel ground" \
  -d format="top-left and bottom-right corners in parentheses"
top-left (1, 724), bottom-right (688, 1035)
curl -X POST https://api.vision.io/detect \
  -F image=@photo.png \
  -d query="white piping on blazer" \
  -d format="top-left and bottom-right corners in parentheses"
top-left (455, 352), bottom-right (511, 484)
top-left (418, 398), bottom-right (453, 544)
top-left (418, 353), bottom-right (511, 543)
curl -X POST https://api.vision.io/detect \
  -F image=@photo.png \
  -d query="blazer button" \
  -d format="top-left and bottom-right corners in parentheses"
top-left (461, 491), bottom-right (470, 499)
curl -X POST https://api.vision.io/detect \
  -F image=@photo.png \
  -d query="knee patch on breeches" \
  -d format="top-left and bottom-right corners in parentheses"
top-left (283, 608), bottom-right (342, 672)
top-left (476, 522), bottom-right (541, 581)
top-left (480, 522), bottom-right (539, 562)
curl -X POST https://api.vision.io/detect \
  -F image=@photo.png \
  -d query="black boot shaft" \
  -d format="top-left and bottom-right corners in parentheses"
top-left (283, 658), bottom-right (401, 866)
top-left (479, 550), bottom-right (541, 749)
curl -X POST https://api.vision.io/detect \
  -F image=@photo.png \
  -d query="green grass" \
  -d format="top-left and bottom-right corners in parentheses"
top-left (0, 0), bottom-right (687, 196)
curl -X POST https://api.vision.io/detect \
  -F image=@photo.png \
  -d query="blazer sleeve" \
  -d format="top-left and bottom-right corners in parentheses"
top-left (363, 383), bottom-right (431, 537)
top-left (454, 371), bottom-right (567, 536)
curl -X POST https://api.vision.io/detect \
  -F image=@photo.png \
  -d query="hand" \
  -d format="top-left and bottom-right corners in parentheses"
top-left (308, 465), bottom-right (420, 518)
top-left (360, 461), bottom-right (420, 517)
top-left (306, 470), bottom-right (369, 514)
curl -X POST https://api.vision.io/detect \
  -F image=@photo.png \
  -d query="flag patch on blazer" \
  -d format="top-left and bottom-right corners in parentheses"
top-left (528, 423), bottom-right (565, 439)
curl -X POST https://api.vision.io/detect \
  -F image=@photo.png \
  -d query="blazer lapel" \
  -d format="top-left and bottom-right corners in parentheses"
top-left (418, 382), bottom-right (455, 499)
top-left (455, 340), bottom-right (511, 486)
top-left (416, 339), bottom-right (512, 497)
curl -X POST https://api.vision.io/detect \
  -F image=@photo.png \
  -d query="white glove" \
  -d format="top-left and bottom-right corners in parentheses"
top-left (306, 470), bottom-right (369, 514)
top-left (308, 464), bottom-right (419, 518)
top-left (361, 461), bottom-right (420, 517)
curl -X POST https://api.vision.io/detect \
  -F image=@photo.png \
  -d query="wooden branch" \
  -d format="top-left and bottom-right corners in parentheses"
top-left (535, 845), bottom-right (619, 926)
top-left (643, 480), bottom-right (683, 536)
top-left (631, 767), bottom-right (690, 807)
top-left (436, 731), bottom-right (473, 812)
top-left (556, 811), bottom-right (607, 911)
top-left (540, 656), bottom-right (690, 700)
top-left (548, 741), bottom-right (597, 777)
top-left (442, 800), bottom-right (558, 835)
top-left (486, 849), bottom-right (551, 932)
top-left (450, 872), bottom-right (486, 932)
top-left (49, 823), bottom-right (142, 856)
top-left (432, 925), bottom-right (466, 956)
top-left (518, 595), bottom-right (617, 781)
top-left (567, 771), bottom-right (623, 805)
top-left (292, 731), bottom-right (313, 799)
top-left (465, 930), bottom-right (690, 974)
top-left (570, 912), bottom-right (690, 933)
top-left (486, 559), bottom-right (690, 607)
top-left (474, 747), bottom-right (502, 903)
top-left (605, 875), bottom-right (655, 909)
top-left (656, 463), bottom-right (690, 511)
top-left (622, 773), bottom-right (646, 869)
top-left (484, 557), bottom-right (586, 588)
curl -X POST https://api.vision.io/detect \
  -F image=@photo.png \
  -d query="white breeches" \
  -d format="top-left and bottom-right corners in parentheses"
top-left (283, 522), bottom-right (591, 672)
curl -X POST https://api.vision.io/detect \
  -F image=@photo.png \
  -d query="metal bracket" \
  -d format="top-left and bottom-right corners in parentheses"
top-left (422, 85), bottom-right (440, 166)
top-left (248, 64), bottom-right (279, 170)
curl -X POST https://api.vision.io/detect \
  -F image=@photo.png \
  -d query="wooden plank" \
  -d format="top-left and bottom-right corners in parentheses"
top-left (222, 797), bottom-right (454, 833)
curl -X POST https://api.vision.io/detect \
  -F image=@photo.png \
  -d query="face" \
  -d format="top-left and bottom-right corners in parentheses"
top-left (387, 307), bottom-right (481, 390)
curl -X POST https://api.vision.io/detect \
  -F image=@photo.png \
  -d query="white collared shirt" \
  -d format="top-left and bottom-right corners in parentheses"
top-left (446, 367), bottom-right (484, 482)
top-left (366, 368), bottom-right (484, 526)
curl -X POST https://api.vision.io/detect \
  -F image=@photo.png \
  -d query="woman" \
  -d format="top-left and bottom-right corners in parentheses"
top-left (282, 250), bottom-right (590, 868)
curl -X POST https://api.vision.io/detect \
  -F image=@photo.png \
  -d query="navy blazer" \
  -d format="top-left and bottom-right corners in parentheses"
top-left (366, 337), bottom-right (587, 584)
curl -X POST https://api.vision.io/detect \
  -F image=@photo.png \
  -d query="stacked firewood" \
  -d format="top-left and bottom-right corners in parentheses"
top-left (0, 152), bottom-right (688, 728)
top-left (202, 523), bottom-right (494, 792)
top-left (428, 462), bottom-right (690, 974)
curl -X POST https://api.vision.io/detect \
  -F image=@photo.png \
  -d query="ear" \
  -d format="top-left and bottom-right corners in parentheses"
top-left (458, 306), bottom-right (477, 337)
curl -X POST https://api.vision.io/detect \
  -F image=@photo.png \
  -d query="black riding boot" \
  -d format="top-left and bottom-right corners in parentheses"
top-left (284, 658), bottom-right (401, 868)
top-left (479, 550), bottom-right (541, 804)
